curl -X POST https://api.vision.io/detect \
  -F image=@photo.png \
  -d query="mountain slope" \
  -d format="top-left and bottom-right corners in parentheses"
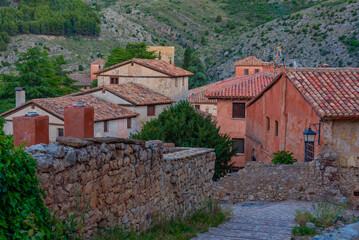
top-left (0, 0), bottom-right (358, 82)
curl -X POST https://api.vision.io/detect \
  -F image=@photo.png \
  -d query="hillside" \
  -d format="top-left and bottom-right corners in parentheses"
top-left (0, 0), bottom-right (358, 81)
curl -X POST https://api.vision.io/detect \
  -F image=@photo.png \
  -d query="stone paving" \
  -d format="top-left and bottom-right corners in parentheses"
top-left (192, 201), bottom-right (313, 240)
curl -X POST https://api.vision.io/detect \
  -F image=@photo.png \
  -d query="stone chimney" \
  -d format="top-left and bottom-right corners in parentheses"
top-left (64, 104), bottom-right (94, 138)
top-left (13, 112), bottom-right (49, 147)
top-left (15, 87), bottom-right (25, 107)
top-left (91, 58), bottom-right (106, 80)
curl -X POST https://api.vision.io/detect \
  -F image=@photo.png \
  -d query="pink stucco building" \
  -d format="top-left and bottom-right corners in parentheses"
top-left (246, 68), bottom-right (359, 165)
top-left (206, 72), bottom-right (274, 168)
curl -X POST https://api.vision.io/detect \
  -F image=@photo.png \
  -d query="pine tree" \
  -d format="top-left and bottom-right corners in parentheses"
top-left (105, 42), bottom-right (157, 67)
top-left (0, 47), bottom-right (77, 109)
top-left (182, 47), bottom-right (209, 89)
top-left (131, 101), bottom-right (235, 180)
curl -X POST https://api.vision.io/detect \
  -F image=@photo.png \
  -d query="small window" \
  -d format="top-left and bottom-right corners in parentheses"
top-left (110, 77), bottom-right (119, 84)
top-left (182, 78), bottom-right (184, 86)
top-left (266, 117), bottom-right (270, 131)
top-left (58, 128), bottom-right (64, 137)
top-left (195, 105), bottom-right (200, 110)
top-left (354, 191), bottom-right (359, 197)
top-left (127, 118), bottom-right (132, 129)
top-left (104, 121), bottom-right (109, 132)
top-left (255, 69), bottom-right (259, 73)
top-left (175, 79), bottom-right (178, 87)
top-left (233, 138), bottom-right (244, 154)
top-left (244, 69), bottom-right (249, 75)
top-left (275, 120), bottom-right (278, 136)
top-left (232, 103), bottom-right (245, 118)
top-left (147, 105), bottom-right (155, 116)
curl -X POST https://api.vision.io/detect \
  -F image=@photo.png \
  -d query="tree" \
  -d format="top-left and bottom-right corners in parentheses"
top-left (216, 15), bottom-right (222, 22)
top-left (182, 47), bottom-right (209, 89)
top-left (0, 47), bottom-right (77, 112)
top-left (105, 42), bottom-right (157, 67)
top-left (131, 101), bottom-right (235, 180)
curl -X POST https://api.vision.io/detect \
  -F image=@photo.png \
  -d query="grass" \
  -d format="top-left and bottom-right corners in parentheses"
top-left (292, 225), bottom-right (317, 237)
top-left (93, 199), bottom-right (230, 240)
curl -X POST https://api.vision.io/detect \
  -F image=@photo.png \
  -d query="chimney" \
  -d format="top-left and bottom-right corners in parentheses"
top-left (15, 87), bottom-right (25, 107)
top-left (13, 112), bottom-right (49, 147)
top-left (64, 104), bottom-right (94, 138)
top-left (321, 64), bottom-right (329, 68)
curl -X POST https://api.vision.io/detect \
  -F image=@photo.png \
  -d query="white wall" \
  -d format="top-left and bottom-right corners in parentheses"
top-left (94, 119), bottom-right (128, 138)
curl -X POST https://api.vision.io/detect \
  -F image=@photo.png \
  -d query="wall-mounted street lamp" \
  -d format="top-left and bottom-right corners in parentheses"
top-left (303, 127), bottom-right (317, 143)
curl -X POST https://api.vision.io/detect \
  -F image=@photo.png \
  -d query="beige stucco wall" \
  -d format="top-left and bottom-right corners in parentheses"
top-left (126, 104), bottom-right (171, 136)
top-left (89, 90), bottom-right (132, 105)
top-left (322, 119), bottom-right (359, 168)
top-left (94, 119), bottom-right (128, 138)
top-left (191, 103), bottom-right (217, 116)
top-left (97, 62), bottom-right (188, 102)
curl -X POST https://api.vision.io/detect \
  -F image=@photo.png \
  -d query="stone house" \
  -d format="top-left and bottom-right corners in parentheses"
top-left (147, 46), bottom-right (175, 65)
top-left (234, 56), bottom-right (278, 77)
top-left (0, 95), bottom-right (138, 142)
top-left (72, 82), bottom-right (175, 136)
top-left (68, 58), bottom-right (106, 90)
top-left (246, 68), bottom-right (359, 165)
top-left (95, 58), bottom-right (193, 102)
top-left (205, 72), bottom-right (274, 168)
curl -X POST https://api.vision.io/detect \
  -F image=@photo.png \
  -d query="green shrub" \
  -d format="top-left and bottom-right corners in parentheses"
top-left (312, 201), bottom-right (347, 227)
top-left (94, 199), bottom-right (229, 240)
top-left (131, 101), bottom-right (235, 180)
top-left (295, 210), bottom-right (317, 226)
top-left (292, 225), bottom-right (317, 236)
top-left (0, 118), bottom-right (75, 239)
top-left (271, 150), bottom-right (297, 164)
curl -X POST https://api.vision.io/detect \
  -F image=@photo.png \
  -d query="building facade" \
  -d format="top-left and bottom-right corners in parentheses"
top-left (206, 73), bottom-right (274, 168)
top-left (246, 68), bottom-right (359, 165)
top-left (96, 58), bottom-right (193, 102)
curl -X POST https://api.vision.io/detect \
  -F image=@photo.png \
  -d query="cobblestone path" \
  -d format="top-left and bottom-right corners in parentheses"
top-left (192, 201), bottom-right (313, 240)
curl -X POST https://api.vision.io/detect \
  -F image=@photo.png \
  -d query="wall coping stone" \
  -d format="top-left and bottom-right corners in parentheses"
top-left (56, 136), bottom-right (146, 148)
top-left (164, 148), bottom-right (214, 160)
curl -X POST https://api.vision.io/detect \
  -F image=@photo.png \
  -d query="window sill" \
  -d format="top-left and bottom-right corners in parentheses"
top-left (231, 118), bottom-right (246, 120)
top-left (235, 153), bottom-right (245, 156)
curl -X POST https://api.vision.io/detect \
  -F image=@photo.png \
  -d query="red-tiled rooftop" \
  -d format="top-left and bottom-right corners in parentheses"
top-left (68, 73), bottom-right (92, 86)
top-left (206, 72), bottom-right (275, 99)
top-left (91, 58), bottom-right (106, 65)
top-left (234, 56), bottom-right (267, 66)
top-left (248, 68), bottom-right (359, 119)
top-left (1, 95), bottom-right (138, 122)
top-left (95, 58), bottom-right (193, 77)
top-left (188, 82), bottom-right (219, 104)
top-left (74, 83), bottom-right (176, 106)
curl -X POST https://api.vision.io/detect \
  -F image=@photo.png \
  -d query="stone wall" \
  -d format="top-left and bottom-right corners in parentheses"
top-left (214, 149), bottom-right (348, 204)
top-left (28, 137), bottom-right (215, 237)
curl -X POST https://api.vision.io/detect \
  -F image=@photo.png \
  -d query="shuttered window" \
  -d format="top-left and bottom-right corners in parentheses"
top-left (147, 105), bottom-right (155, 116)
top-left (233, 138), bottom-right (245, 154)
top-left (232, 103), bottom-right (245, 118)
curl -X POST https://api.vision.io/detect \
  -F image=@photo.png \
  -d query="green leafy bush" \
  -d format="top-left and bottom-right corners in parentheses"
top-left (131, 101), bottom-right (235, 179)
top-left (312, 201), bottom-right (347, 227)
top-left (295, 210), bottom-right (317, 226)
top-left (0, 118), bottom-right (75, 239)
top-left (271, 150), bottom-right (297, 164)
top-left (292, 225), bottom-right (317, 236)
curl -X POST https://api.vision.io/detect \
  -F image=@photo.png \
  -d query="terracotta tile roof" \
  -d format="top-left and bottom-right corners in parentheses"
top-left (188, 82), bottom-right (219, 104)
top-left (205, 72), bottom-right (275, 99)
top-left (1, 95), bottom-right (138, 122)
top-left (91, 58), bottom-right (106, 65)
top-left (68, 74), bottom-right (92, 86)
top-left (248, 68), bottom-right (359, 119)
top-left (73, 83), bottom-right (176, 106)
top-left (96, 58), bottom-right (194, 77)
top-left (234, 56), bottom-right (266, 66)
